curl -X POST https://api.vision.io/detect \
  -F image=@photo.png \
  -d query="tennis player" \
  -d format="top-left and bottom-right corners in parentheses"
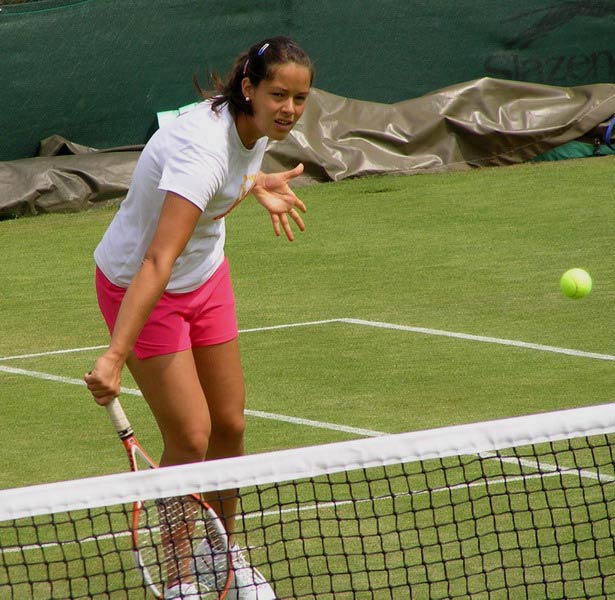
top-left (84, 37), bottom-right (314, 600)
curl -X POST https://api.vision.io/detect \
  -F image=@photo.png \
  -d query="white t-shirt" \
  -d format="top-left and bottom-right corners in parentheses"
top-left (94, 101), bottom-right (267, 293)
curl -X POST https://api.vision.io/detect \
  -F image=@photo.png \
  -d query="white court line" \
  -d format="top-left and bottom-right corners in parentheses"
top-left (0, 468), bottom-right (572, 556)
top-left (0, 365), bottom-right (385, 439)
top-left (239, 318), bottom-right (340, 334)
top-left (1, 316), bottom-right (612, 440)
top-left (1, 363), bottom-right (608, 484)
top-left (2, 317), bottom-right (613, 363)
top-left (0, 320), bottom-right (339, 363)
top-left (1, 467), bottom-right (603, 556)
top-left (0, 345), bottom-right (107, 362)
top-left (340, 318), bottom-right (615, 362)
top-left (245, 409), bottom-right (385, 437)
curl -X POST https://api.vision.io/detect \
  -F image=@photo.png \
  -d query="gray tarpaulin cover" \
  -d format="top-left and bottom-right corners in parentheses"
top-left (2, 78), bottom-right (615, 217)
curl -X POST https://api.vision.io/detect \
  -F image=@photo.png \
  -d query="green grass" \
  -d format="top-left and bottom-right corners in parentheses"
top-left (1, 157), bottom-right (615, 598)
top-left (1, 157), bottom-right (614, 486)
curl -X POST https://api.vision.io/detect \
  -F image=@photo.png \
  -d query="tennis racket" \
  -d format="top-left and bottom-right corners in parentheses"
top-left (105, 397), bottom-right (232, 599)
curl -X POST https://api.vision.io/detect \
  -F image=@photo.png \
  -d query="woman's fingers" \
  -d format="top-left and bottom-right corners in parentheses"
top-left (287, 163), bottom-right (304, 180)
top-left (293, 198), bottom-right (307, 213)
top-left (271, 214), bottom-right (281, 237)
top-left (270, 212), bottom-right (300, 242)
top-left (288, 208), bottom-right (305, 231)
top-left (84, 365), bottom-right (120, 403)
top-left (280, 213), bottom-right (294, 241)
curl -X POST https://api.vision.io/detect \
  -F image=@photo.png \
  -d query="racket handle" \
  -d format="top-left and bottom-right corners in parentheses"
top-left (105, 397), bottom-right (134, 439)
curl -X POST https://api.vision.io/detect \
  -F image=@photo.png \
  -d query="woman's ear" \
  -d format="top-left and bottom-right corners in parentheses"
top-left (241, 77), bottom-right (254, 101)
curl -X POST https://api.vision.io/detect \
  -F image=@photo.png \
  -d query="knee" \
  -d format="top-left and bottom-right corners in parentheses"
top-left (212, 413), bottom-right (245, 444)
top-left (164, 426), bottom-right (211, 464)
top-left (208, 413), bottom-right (245, 456)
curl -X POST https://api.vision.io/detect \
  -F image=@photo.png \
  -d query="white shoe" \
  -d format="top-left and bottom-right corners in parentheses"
top-left (193, 537), bottom-right (229, 590)
top-left (164, 582), bottom-right (200, 600)
top-left (229, 544), bottom-right (276, 600)
top-left (194, 540), bottom-right (276, 599)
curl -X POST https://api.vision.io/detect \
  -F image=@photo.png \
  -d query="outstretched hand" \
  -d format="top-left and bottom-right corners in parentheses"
top-left (251, 164), bottom-right (307, 241)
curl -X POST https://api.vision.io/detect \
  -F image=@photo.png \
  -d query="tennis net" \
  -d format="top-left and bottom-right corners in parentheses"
top-left (1, 403), bottom-right (614, 599)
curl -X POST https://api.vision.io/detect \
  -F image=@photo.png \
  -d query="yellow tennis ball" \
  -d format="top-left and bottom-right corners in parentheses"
top-left (560, 268), bottom-right (592, 299)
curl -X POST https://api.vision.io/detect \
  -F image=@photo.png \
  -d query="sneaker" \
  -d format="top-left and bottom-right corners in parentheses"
top-left (194, 540), bottom-right (276, 600)
top-left (229, 544), bottom-right (276, 600)
top-left (193, 537), bottom-right (229, 590)
top-left (164, 582), bottom-right (200, 600)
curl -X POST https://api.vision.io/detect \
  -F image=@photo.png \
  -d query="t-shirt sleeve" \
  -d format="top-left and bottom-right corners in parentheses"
top-left (158, 145), bottom-right (226, 211)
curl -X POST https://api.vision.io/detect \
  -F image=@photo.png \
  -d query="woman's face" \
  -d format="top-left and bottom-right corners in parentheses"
top-left (239, 63), bottom-right (311, 147)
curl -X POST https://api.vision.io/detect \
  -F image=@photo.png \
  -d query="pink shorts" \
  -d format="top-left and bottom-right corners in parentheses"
top-left (96, 258), bottom-right (238, 360)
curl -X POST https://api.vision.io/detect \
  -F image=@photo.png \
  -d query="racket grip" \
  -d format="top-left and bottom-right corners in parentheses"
top-left (105, 397), bottom-right (134, 439)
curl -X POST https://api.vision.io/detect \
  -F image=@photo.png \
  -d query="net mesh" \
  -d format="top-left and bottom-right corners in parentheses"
top-left (1, 404), bottom-right (614, 599)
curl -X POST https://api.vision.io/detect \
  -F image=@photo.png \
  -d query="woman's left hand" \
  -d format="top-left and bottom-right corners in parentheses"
top-left (251, 164), bottom-right (307, 241)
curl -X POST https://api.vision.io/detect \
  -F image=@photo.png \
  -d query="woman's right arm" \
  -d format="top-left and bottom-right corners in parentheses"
top-left (84, 192), bottom-right (202, 405)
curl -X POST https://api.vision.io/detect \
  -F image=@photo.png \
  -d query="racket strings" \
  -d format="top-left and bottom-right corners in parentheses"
top-left (204, 516), bottom-right (228, 554)
top-left (156, 496), bottom-right (201, 587)
top-left (138, 496), bottom-right (230, 596)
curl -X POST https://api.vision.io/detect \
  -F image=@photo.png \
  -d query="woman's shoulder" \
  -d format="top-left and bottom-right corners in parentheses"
top-left (177, 100), bottom-right (229, 132)
top-left (155, 101), bottom-right (232, 155)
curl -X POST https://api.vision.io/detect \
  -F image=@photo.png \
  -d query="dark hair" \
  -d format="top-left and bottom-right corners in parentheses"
top-left (195, 37), bottom-right (314, 116)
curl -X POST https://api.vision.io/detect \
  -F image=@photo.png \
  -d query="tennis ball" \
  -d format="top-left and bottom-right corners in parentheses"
top-left (560, 268), bottom-right (592, 299)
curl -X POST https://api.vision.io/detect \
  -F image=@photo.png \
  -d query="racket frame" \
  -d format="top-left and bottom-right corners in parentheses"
top-left (104, 398), bottom-right (232, 599)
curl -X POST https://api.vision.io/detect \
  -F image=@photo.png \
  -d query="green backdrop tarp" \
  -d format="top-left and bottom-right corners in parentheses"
top-left (532, 140), bottom-right (615, 161)
top-left (1, 0), bottom-right (614, 161)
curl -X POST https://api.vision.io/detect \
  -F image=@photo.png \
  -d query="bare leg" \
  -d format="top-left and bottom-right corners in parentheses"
top-left (127, 349), bottom-right (211, 466)
top-left (125, 350), bottom-right (212, 589)
top-left (127, 339), bottom-right (246, 534)
top-left (193, 339), bottom-right (246, 537)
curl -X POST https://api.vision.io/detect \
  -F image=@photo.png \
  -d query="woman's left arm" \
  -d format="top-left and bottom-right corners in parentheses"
top-left (251, 163), bottom-right (307, 241)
